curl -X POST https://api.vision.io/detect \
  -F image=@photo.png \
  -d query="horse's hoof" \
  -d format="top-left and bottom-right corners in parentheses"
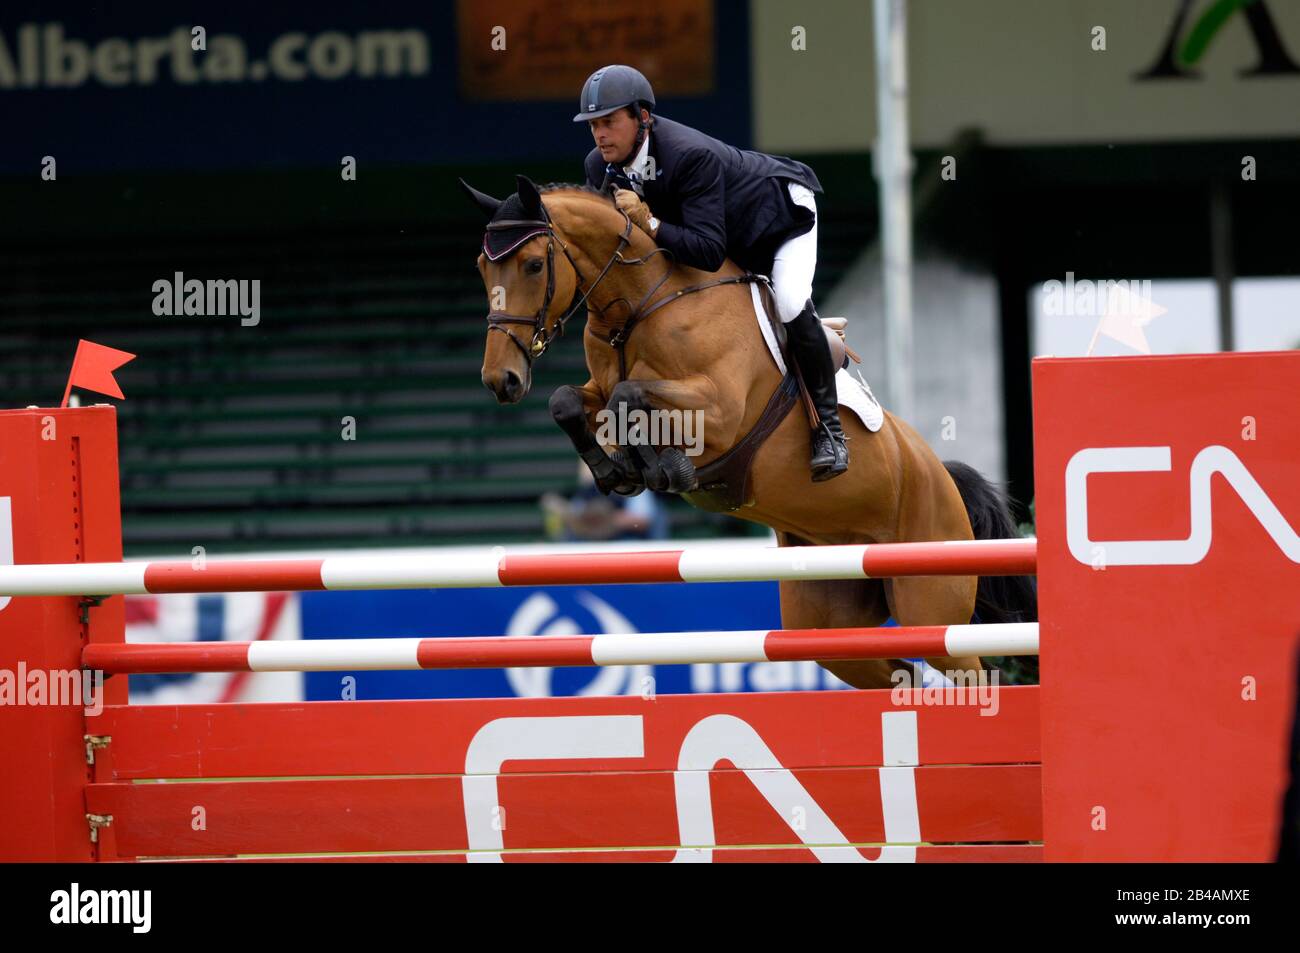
top-left (596, 466), bottom-right (644, 496)
top-left (582, 449), bottom-right (632, 495)
top-left (641, 466), bottom-right (669, 492)
top-left (623, 440), bottom-right (671, 492)
top-left (660, 447), bottom-right (699, 493)
top-left (601, 450), bottom-right (645, 496)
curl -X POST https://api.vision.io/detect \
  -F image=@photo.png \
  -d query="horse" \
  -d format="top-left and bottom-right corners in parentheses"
top-left (461, 175), bottom-right (1036, 689)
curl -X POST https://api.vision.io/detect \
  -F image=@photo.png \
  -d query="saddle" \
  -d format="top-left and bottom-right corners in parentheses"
top-left (684, 277), bottom-right (859, 513)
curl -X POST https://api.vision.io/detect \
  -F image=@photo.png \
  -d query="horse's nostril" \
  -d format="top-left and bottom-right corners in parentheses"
top-left (504, 370), bottom-right (522, 393)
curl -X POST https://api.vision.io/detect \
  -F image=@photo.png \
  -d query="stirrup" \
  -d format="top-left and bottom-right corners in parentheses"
top-left (810, 421), bottom-right (849, 480)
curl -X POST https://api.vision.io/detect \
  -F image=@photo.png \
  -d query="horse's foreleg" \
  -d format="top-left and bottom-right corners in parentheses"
top-left (549, 382), bottom-right (643, 495)
top-left (606, 377), bottom-right (730, 494)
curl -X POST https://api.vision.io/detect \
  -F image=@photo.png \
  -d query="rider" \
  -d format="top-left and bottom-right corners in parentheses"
top-left (574, 64), bottom-right (849, 482)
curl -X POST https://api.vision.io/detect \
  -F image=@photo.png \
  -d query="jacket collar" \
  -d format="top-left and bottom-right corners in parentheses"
top-left (623, 131), bottom-right (652, 180)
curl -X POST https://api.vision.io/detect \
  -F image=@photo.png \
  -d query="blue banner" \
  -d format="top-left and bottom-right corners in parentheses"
top-left (298, 582), bottom-right (856, 700)
top-left (1, 1), bottom-right (751, 173)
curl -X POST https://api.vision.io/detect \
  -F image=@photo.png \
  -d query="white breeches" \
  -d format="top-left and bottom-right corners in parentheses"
top-left (771, 181), bottom-right (819, 324)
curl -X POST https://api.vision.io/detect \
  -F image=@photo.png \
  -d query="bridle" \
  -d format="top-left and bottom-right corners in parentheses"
top-left (482, 194), bottom-right (766, 380)
top-left (482, 200), bottom-right (635, 366)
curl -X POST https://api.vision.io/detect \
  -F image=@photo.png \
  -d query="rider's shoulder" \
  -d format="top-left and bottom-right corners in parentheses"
top-left (678, 142), bottom-right (723, 173)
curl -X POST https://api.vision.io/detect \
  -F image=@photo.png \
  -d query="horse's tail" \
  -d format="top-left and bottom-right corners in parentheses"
top-left (943, 460), bottom-right (1038, 624)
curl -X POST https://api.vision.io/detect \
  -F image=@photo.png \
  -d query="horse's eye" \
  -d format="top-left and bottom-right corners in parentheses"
top-left (526, 259), bottom-right (544, 275)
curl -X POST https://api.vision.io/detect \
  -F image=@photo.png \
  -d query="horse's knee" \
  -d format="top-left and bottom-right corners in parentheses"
top-left (552, 386), bottom-right (608, 455)
top-left (549, 386), bottom-right (594, 442)
top-left (607, 380), bottom-right (647, 411)
top-left (549, 385), bottom-right (584, 423)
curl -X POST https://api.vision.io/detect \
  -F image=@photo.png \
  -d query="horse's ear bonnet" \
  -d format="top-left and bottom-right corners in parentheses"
top-left (470, 176), bottom-right (551, 262)
top-left (458, 178), bottom-right (501, 220)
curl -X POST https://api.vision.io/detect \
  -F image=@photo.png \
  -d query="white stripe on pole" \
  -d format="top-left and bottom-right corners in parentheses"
top-left (939, 538), bottom-right (1028, 550)
top-left (678, 546), bottom-right (867, 583)
top-left (0, 562), bottom-right (148, 597)
top-left (943, 623), bottom-right (1039, 657)
top-left (590, 631), bottom-right (770, 665)
top-left (247, 638), bottom-right (425, 671)
top-left (319, 552), bottom-right (503, 590)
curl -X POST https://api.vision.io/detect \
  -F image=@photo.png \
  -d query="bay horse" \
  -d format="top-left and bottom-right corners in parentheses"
top-left (461, 175), bottom-right (1036, 689)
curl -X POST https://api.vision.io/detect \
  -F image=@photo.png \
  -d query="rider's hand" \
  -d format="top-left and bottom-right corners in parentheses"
top-left (614, 188), bottom-right (657, 237)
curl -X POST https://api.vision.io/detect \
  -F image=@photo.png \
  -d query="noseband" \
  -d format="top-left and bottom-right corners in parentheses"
top-left (483, 202), bottom-right (635, 366)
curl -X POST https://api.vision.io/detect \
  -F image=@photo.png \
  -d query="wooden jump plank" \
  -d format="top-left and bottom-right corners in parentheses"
top-left (87, 764), bottom-right (1041, 859)
top-left (89, 687), bottom-right (1042, 780)
top-left (165, 845), bottom-right (1043, 863)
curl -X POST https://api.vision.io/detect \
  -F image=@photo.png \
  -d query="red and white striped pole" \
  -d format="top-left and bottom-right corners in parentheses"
top-left (0, 538), bottom-right (1036, 597)
top-left (82, 622), bottom-right (1038, 674)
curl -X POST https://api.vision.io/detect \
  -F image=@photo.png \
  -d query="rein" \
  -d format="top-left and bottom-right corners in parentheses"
top-left (484, 197), bottom-right (764, 379)
top-left (599, 270), bottom-right (765, 381)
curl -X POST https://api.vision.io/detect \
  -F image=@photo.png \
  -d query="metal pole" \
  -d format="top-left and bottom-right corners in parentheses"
top-left (1210, 182), bottom-right (1235, 352)
top-left (874, 0), bottom-right (914, 418)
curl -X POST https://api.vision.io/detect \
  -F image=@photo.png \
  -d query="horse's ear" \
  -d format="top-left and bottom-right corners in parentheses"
top-left (516, 174), bottom-right (543, 217)
top-left (459, 178), bottom-right (502, 221)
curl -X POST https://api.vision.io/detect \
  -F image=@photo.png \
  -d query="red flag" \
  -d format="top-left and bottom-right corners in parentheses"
top-left (61, 340), bottom-right (137, 407)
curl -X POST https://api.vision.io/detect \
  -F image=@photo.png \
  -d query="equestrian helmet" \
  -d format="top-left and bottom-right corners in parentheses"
top-left (573, 65), bottom-right (655, 122)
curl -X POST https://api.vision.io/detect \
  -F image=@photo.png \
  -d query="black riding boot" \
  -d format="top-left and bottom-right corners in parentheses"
top-left (785, 298), bottom-right (849, 482)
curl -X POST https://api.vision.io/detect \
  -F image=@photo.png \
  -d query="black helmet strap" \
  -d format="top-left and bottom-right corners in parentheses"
top-left (632, 106), bottom-right (650, 157)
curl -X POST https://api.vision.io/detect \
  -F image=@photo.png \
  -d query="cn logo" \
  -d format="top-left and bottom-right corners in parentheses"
top-left (461, 712), bottom-right (922, 863)
top-left (1065, 446), bottom-right (1300, 566)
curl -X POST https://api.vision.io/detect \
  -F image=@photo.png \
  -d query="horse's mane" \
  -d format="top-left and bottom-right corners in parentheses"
top-left (537, 182), bottom-right (614, 204)
top-left (535, 182), bottom-right (660, 258)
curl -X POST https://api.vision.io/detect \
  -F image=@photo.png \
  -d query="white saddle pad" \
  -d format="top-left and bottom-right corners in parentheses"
top-left (749, 282), bottom-right (884, 433)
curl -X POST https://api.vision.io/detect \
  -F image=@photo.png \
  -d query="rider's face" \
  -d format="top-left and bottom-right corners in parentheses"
top-left (588, 109), bottom-right (645, 165)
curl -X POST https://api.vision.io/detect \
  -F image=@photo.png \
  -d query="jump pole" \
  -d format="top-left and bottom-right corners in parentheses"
top-left (0, 538), bottom-right (1037, 597)
top-left (83, 622), bottom-right (1040, 673)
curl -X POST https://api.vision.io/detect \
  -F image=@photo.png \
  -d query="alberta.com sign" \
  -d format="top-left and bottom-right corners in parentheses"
top-left (0, 22), bottom-right (430, 87)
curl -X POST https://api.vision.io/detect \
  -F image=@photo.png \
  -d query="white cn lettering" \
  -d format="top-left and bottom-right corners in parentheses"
top-left (1065, 446), bottom-right (1300, 566)
top-left (461, 715), bottom-right (644, 862)
top-left (671, 711), bottom-right (920, 863)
